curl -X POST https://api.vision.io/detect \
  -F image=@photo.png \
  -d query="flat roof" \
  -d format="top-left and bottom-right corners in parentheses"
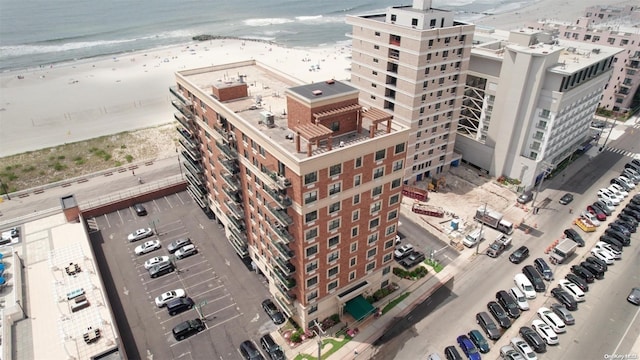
top-left (287, 81), bottom-right (358, 102)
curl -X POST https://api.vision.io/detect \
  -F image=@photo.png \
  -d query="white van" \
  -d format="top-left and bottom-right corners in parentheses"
top-left (514, 273), bottom-right (537, 299)
top-left (463, 229), bottom-right (484, 248)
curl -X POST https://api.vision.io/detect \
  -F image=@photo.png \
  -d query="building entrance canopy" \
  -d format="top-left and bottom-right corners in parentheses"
top-left (344, 295), bottom-right (376, 322)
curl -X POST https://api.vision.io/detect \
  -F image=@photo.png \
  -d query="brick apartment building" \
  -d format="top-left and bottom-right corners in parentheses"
top-left (171, 60), bottom-right (410, 328)
top-left (346, 0), bottom-right (475, 184)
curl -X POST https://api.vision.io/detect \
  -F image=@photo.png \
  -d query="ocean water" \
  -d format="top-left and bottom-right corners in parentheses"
top-left (0, 0), bottom-right (529, 71)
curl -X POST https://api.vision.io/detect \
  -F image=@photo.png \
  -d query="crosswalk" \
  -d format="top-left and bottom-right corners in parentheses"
top-left (602, 146), bottom-right (640, 159)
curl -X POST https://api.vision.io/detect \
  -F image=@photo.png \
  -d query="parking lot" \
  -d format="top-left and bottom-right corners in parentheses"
top-left (90, 191), bottom-right (278, 359)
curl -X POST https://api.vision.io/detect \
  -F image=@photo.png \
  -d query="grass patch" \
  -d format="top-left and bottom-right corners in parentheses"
top-left (125, 154), bottom-right (134, 163)
top-left (22, 165), bottom-right (36, 172)
top-left (382, 292), bottom-right (411, 314)
top-left (293, 336), bottom-right (352, 360)
top-left (425, 258), bottom-right (444, 273)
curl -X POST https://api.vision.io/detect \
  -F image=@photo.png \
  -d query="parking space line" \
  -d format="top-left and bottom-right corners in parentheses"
top-left (153, 198), bottom-right (163, 213)
top-left (159, 309), bottom-right (199, 325)
top-left (190, 285), bottom-right (224, 297)
top-left (177, 268), bottom-right (215, 282)
top-left (186, 280), bottom-right (221, 291)
top-left (164, 195), bottom-right (175, 209)
top-left (116, 209), bottom-right (125, 224)
top-left (203, 303), bottom-right (238, 319)
top-left (176, 259), bottom-right (209, 270)
top-left (102, 213), bottom-right (111, 228)
top-left (173, 351), bottom-right (193, 359)
top-left (202, 293), bottom-right (231, 304)
top-left (141, 272), bottom-right (178, 288)
top-left (168, 313), bottom-right (243, 348)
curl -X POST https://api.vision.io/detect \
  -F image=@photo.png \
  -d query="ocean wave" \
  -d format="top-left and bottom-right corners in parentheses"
top-left (294, 15), bottom-right (345, 24)
top-left (0, 39), bottom-right (139, 57)
top-left (243, 18), bottom-right (295, 27)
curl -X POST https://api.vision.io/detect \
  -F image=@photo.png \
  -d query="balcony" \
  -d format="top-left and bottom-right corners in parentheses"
top-left (226, 212), bottom-right (245, 231)
top-left (274, 293), bottom-right (296, 316)
top-left (187, 184), bottom-right (207, 209)
top-left (228, 232), bottom-right (248, 258)
top-left (181, 145), bottom-right (201, 163)
top-left (536, 122), bottom-right (548, 130)
top-left (267, 204), bottom-right (293, 227)
top-left (264, 186), bottom-right (292, 209)
top-left (275, 282), bottom-right (296, 304)
top-left (268, 222), bottom-right (294, 244)
top-left (222, 185), bottom-right (240, 202)
top-left (186, 174), bottom-right (206, 196)
top-left (229, 225), bottom-right (247, 243)
top-left (273, 241), bottom-right (294, 260)
top-left (182, 150), bottom-right (202, 168)
top-left (169, 86), bottom-right (191, 105)
top-left (273, 256), bottom-right (296, 276)
top-left (183, 160), bottom-right (203, 176)
top-left (222, 173), bottom-right (240, 191)
top-left (226, 201), bottom-right (244, 219)
top-left (177, 127), bottom-right (196, 146)
top-left (216, 140), bottom-right (238, 159)
top-left (214, 126), bottom-right (231, 142)
top-left (171, 100), bottom-right (194, 121)
top-left (219, 158), bottom-right (239, 175)
top-left (179, 136), bottom-right (199, 154)
top-left (273, 266), bottom-right (296, 290)
top-left (264, 169), bottom-right (292, 190)
top-left (174, 112), bottom-right (190, 129)
top-left (533, 133), bottom-right (544, 141)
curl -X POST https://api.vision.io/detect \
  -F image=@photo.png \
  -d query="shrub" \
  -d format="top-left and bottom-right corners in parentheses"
top-left (57, 155), bottom-right (65, 160)
top-left (290, 330), bottom-right (302, 343)
top-left (52, 162), bottom-right (67, 171)
top-left (125, 154), bottom-right (134, 163)
top-left (120, 144), bottom-right (127, 149)
top-left (114, 161), bottom-right (122, 167)
top-left (22, 166), bottom-right (35, 172)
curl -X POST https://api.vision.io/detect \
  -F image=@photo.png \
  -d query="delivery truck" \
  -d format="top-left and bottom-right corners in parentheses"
top-left (474, 207), bottom-right (514, 235)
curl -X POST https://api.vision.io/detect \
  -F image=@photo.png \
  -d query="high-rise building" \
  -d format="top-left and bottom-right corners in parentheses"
top-left (347, 0), bottom-right (474, 184)
top-left (455, 28), bottom-right (622, 189)
top-left (171, 60), bottom-right (410, 328)
top-left (525, 5), bottom-right (640, 116)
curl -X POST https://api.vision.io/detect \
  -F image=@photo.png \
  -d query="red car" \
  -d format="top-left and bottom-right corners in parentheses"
top-left (586, 205), bottom-right (606, 221)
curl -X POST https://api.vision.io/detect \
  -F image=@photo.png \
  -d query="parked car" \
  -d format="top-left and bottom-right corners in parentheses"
top-left (592, 201), bottom-right (612, 216)
top-left (586, 205), bottom-right (606, 221)
top-left (166, 297), bottom-right (195, 316)
top-left (239, 340), bottom-right (265, 360)
top-left (155, 289), bottom-right (186, 307)
top-left (590, 248), bottom-right (615, 264)
top-left (531, 319), bottom-right (559, 345)
top-left (563, 228), bottom-right (584, 247)
top-left (628, 287), bottom-right (640, 305)
top-left (597, 188), bottom-right (621, 205)
top-left (456, 335), bottom-right (481, 360)
top-left (599, 235), bottom-right (623, 251)
top-left (533, 258), bottom-right (553, 281)
top-left (611, 220), bottom-right (634, 234)
top-left (497, 290), bottom-right (521, 318)
top-left (148, 261), bottom-right (175, 278)
top-left (523, 265), bottom-right (546, 292)
top-left (262, 299), bottom-right (285, 325)
top-left (444, 345), bottom-right (463, 360)
top-left (570, 265), bottom-right (595, 283)
top-left (134, 240), bottom-right (161, 255)
top-left (580, 210), bottom-right (601, 226)
top-left (595, 241), bottom-right (622, 259)
top-left (500, 345), bottom-right (526, 360)
top-left (144, 256), bottom-right (170, 270)
top-left (559, 193), bottom-right (574, 205)
top-left (172, 318), bottom-right (205, 341)
top-left (168, 238), bottom-right (192, 253)
top-left (260, 334), bottom-right (285, 360)
top-left (537, 307), bottom-right (566, 333)
top-left (488, 301), bottom-right (511, 329)
top-left (175, 244), bottom-right (198, 259)
top-left (611, 178), bottom-right (632, 192)
top-left (133, 203), bottom-right (147, 216)
top-left (127, 227), bottom-right (153, 242)
top-left (476, 312), bottom-right (501, 340)
top-left (394, 244), bottom-right (414, 259)
top-left (400, 251), bottom-right (426, 268)
top-left (519, 326), bottom-right (546, 353)
top-left (580, 261), bottom-right (605, 279)
top-left (608, 184), bottom-right (628, 198)
top-left (517, 191), bottom-right (533, 204)
top-left (550, 287), bottom-right (578, 311)
top-left (550, 303), bottom-right (575, 325)
top-left (467, 329), bottom-right (490, 353)
top-left (514, 273), bottom-right (536, 299)
top-left (565, 273), bottom-right (589, 292)
top-left (510, 287), bottom-right (530, 311)
top-left (595, 199), bottom-right (615, 212)
top-left (509, 246), bottom-right (529, 264)
top-left (621, 207), bottom-right (640, 221)
top-left (585, 256), bottom-right (608, 272)
top-left (626, 202), bottom-right (640, 212)
top-left (604, 228), bottom-right (630, 246)
top-left (511, 336), bottom-right (538, 360)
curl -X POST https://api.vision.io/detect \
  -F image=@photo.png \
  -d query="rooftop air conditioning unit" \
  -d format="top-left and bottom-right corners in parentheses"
top-left (261, 111), bottom-right (275, 128)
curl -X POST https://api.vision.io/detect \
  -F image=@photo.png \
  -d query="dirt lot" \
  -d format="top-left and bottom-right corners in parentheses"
top-left (0, 124), bottom-right (177, 192)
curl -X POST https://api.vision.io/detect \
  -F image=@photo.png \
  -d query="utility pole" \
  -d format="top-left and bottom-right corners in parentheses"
top-left (600, 116), bottom-right (617, 151)
top-left (313, 320), bottom-right (326, 360)
top-left (476, 202), bottom-right (487, 255)
top-left (530, 162), bottom-right (553, 215)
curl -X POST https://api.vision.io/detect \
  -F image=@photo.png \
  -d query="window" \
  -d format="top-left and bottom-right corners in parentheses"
top-left (375, 149), bottom-right (386, 161)
top-left (384, 239), bottom-right (394, 249)
top-left (328, 218), bottom-right (340, 231)
top-left (372, 185), bottom-right (383, 197)
top-left (395, 143), bottom-right (405, 154)
top-left (351, 226), bottom-right (358, 237)
top-left (374, 45), bottom-right (380, 50)
top-left (369, 217), bottom-right (380, 229)
top-left (368, 232), bottom-right (378, 244)
top-left (329, 182), bottom-right (341, 196)
top-left (305, 227), bottom-right (318, 241)
top-left (371, 201), bottom-right (381, 214)
top-left (354, 174), bottom-right (361, 186)
top-left (351, 242), bottom-right (358, 253)
top-left (307, 291), bottom-right (318, 302)
top-left (307, 276), bottom-right (318, 288)
top-left (304, 191), bottom-right (318, 205)
top-left (329, 164), bottom-right (342, 176)
top-left (305, 211), bottom-right (318, 223)
top-left (328, 235), bottom-right (339, 248)
top-left (389, 194), bottom-right (400, 205)
top-left (329, 201), bottom-right (341, 214)
top-left (328, 266), bottom-right (339, 277)
top-left (366, 261), bottom-right (376, 272)
top-left (383, 253), bottom-right (392, 263)
top-left (349, 271), bottom-right (356, 281)
top-left (352, 209), bottom-right (360, 221)
top-left (350, 257), bottom-right (357, 267)
top-left (373, 167), bottom-right (385, 179)
top-left (367, 248), bottom-right (377, 259)
top-left (306, 244), bottom-right (318, 258)
top-left (386, 224), bottom-right (396, 236)
top-left (411, 18), bottom-right (418, 26)
top-left (353, 194), bottom-right (360, 205)
top-left (355, 157), bottom-right (362, 168)
top-left (375, 31), bottom-right (380, 36)
top-left (387, 209), bottom-right (398, 221)
top-left (393, 160), bottom-right (403, 171)
top-left (328, 250), bottom-right (339, 263)
top-left (328, 280), bottom-right (338, 292)
top-left (391, 178), bottom-right (401, 189)
top-left (442, 50), bottom-right (449, 58)
top-left (391, 14), bottom-right (397, 21)
top-left (304, 171), bottom-right (317, 185)
top-left (428, 39), bottom-right (434, 47)
top-left (382, 266), bottom-right (391, 275)
top-left (306, 260), bottom-right (318, 273)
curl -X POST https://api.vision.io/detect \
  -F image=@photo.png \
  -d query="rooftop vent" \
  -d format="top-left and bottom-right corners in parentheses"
top-left (325, 79), bottom-right (335, 85)
top-left (592, 48), bottom-right (601, 54)
top-left (312, 90), bottom-right (323, 96)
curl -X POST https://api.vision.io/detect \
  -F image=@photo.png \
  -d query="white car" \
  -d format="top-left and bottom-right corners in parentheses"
top-left (558, 279), bottom-right (585, 302)
top-left (590, 248), bottom-right (615, 264)
top-left (597, 188), bottom-right (621, 205)
top-left (175, 244), bottom-right (198, 259)
top-left (127, 228), bottom-right (153, 242)
top-left (155, 289), bottom-right (186, 307)
top-left (394, 244), bottom-right (414, 259)
top-left (500, 345), bottom-right (525, 360)
top-left (580, 211), bottom-right (600, 227)
top-left (510, 287), bottom-right (530, 311)
top-left (144, 256), bottom-right (170, 270)
top-left (608, 184), bottom-right (627, 197)
top-left (510, 336), bottom-right (537, 360)
top-left (531, 319), bottom-right (559, 345)
top-left (134, 240), bottom-right (161, 255)
top-left (514, 273), bottom-right (536, 299)
top-left (537, 307), bottom-right (566, 333)
top-left (594, 242), bottom-right (622, 259)
top-left (619, 175), bottom-right (637, 188)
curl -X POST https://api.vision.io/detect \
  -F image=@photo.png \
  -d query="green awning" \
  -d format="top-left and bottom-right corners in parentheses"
top-left (344, 295), bottom-right (376, 321)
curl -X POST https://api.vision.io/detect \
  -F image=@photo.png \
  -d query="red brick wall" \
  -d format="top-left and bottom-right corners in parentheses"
top-left (213, 83), bottom-right (248, 102)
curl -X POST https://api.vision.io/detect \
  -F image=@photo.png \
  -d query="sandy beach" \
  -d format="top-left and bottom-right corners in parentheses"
top-left (0, 0), bottom-right (632, 157)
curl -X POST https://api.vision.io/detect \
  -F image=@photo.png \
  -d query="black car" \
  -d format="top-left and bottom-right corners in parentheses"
top-left (239, 340), bottom-right (265, 360)
top-left (563, 228), bottom-right (584, 247)
top-left (565, 273), bottom-right (589, 292)
top-left (523, 265), bottom-right (546, 292)
top-left (627, 202), bottom-right (640, 212)
top-left (630, 196), bottom-right (640, 205)
top-left (168, 237), bottom-right (192, 254)
top-left (133, 203), bottom-right (147, 216)
top-left (592, 201), bottom-right (612, 216)
top-left (166, 297), bottom-right (195, 316)
top-left (604, 228), bottom-right (630, 246)
top-left (600, 234), bottom-right (624, 250)
top-left (559, 193), bottom-right (574, 205)
top-left (172, 318), bottom-right (205, 341)
top-left (496, 290), bottom-right (521, 318)
top-left (618, 213), bottom-right (639, 227)
top-left (487, 301), bottom-right (511, 329)
top-left (509, 246), bottom-right (529, 264)
top-left (570, 265), bottom-right (595, 283)
top-left (613, 220), bottom-right (636, 233)
top-left (621, 207), bottom-right (640, 221)
top-left (534, 258), bottom-right (554, 281)
top-left (611, 178), bottom-right (632, 192)
top-left (262, 299), bottom-right (286, 325)
top-left (476, 312), bottom-right (502, 340)
top-left (551, 287), bottom-right (578, 311)
top-left (260, 334), bottom-right (285, 360)
top-left (580, 261), bottom-right (604, 279)
top-left (550, 303), bottom-right (575, 325)
top-left (400, 251), bottom-right (426, 269)
top-left (519, 326), bottom-right (547, 353)
top-left (585, 256), bottom-right (608, 272)
top-left (444, 345), bottom-right (463, 360)
top-left (148, 262), bottom-right (175, 278)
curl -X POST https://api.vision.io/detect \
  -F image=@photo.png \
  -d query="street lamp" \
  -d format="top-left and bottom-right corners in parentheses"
top-left (476, 202), bottom-right (487, 255)
top-left (312, 320), bottom-right (326, 360)
top-left (600, 116), bottom-right (617, 151)
top-left (530, 162), bottom-right (554, 215)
